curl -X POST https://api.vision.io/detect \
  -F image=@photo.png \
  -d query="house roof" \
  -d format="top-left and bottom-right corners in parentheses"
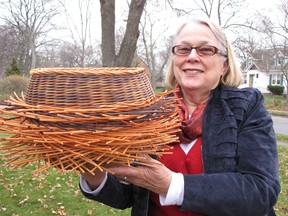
top-left (245, 62), bottom-right (260, 71)
top-left (242, 48), bottom-right (288, 72)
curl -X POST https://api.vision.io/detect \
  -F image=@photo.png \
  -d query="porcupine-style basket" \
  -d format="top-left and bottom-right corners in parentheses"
top-left (0, 67), bottom-right (180, 174)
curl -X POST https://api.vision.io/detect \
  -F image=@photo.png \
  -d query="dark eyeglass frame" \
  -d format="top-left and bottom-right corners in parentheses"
top-left (172, 45), bottom-right (227, 57)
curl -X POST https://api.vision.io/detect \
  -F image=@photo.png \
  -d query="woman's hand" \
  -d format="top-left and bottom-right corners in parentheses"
top-left (81, 169), bottom-right (107, 190)
top-left (80, 163), bottom-right (117, 190)
top-left (109, 155), bottom-right (172, 196)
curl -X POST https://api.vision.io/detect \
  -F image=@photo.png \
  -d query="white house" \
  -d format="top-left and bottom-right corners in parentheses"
top-left (239, 48), bottom-right (287, 94)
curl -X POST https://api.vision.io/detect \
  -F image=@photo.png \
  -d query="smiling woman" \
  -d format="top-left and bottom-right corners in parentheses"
top-left (79, 16), bottom-right (280, 216)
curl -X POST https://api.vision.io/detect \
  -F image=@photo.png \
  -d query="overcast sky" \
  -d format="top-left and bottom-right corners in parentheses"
top-left (0, 0), bottom-right (282, 45)
top-left (249, 0), bottom-right (280, 10)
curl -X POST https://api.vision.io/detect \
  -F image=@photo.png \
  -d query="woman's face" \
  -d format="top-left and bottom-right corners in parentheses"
top-left (173, 22), bottom-right (227, 94)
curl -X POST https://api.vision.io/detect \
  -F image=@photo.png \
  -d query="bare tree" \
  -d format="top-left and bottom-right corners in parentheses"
top-left (0, 25), bottom-right (26, 78)
top-left (60, 0), bottom-right (95, 67)
top-left (100, 0), bottom-right (147, 67)
top-left (166, 0), bottom-right (250, 31)
top-left (0, 0), bottom-right (59, 75)
top-left (232, 30), bottom-right (266, 63)
top-left (57, 41), bottom-right (100, 67)
top-left (215, 0), bottom-right (245, 29)
top-left (138, 5), bottom-right (170, 89)
top-left (258, 1), bottom-right (288, 100)
top-left (100, 0), bottom-right (115, 67)
top-left (154, 35), bottom-right (174, 85)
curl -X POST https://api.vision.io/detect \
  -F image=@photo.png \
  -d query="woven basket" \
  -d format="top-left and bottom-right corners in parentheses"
top-left (0, 67), bottom-right (180, 174)
top-left (26, 67), bottom-right (155, 108)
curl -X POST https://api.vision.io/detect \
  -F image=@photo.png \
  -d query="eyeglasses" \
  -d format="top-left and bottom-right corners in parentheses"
top-left (172, 45), bottom-right (227, 57)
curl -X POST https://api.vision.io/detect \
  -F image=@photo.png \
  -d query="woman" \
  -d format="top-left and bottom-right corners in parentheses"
top-left (79, 17), bottom-right (280, 216)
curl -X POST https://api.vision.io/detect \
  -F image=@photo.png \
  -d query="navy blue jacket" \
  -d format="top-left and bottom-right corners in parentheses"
top-left (80, 85), bottom-right (280, 216)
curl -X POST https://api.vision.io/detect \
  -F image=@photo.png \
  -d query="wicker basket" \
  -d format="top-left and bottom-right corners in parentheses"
top-left (26, 67), bottom-right (155, 108)
top-left (0, 67), bottom-right (180, 174)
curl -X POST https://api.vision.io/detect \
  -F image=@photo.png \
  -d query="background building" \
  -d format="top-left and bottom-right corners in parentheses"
top-left (240, 48), bottom-right (287, 94)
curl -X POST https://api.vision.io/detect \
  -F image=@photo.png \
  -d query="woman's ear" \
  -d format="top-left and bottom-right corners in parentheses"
top-left (222, 58), bottom-right (229, 75)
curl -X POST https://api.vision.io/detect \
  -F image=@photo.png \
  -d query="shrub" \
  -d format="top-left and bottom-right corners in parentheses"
top-left (5, 58), bottom-right (23, 77)
top-left (267, 85), bottom-right (284, 95)
top-left (0, 75), bottom-right (30, 103)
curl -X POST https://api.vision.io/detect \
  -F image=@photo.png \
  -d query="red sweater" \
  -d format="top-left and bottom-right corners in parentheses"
top-left (149, 137), bottom-right (204, 216)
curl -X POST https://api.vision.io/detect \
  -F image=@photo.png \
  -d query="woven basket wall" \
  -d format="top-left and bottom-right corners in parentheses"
top-left (25, 67), bottom-right (154, 108)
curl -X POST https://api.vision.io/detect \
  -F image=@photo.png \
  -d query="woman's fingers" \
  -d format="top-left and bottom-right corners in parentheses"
top-left (109, 158), bottom-right (172, 195)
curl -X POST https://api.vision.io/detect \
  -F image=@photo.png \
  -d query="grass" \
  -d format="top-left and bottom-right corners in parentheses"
top-left (0, 133), bottom-right (131, 215)
top-left (277, 134), bottom-right (288, 143)
top-left (0, 159), bottom-right (131, 216)
top-left (263, 94), bottom-right (287, 105)
top-left (264, 94), bottom-right (288, 114)
top-left (275, 145), bottom-right (288, 215)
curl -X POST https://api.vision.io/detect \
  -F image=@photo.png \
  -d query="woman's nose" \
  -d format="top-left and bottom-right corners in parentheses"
top-left (186, 48), bottom-right (200, 61)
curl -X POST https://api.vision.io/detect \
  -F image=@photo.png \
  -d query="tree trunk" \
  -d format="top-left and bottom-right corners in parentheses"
top-left (100, 0), bottom-right (116, 67)
top-left (30, 33), bottom-right (36, 70)
top-left (114, 0), bottom-right (147, 67)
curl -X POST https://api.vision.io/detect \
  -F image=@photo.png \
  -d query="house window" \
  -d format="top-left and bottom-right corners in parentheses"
top-left (272, 74), bottom-right (276, 84)
top-left (243, 73), bottom-right (247, 84)
top-left (275, 55), bottom-right (285, 67)
top-left (270, 74), bottom-right (283, 85)
top-left (277, 74), bottom-right (281, 85)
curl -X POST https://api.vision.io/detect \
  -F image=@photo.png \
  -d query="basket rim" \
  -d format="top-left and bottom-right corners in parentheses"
top-left (30, 67), bottom-right (145, 76)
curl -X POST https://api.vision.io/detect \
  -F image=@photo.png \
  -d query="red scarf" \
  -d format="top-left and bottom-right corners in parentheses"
top-left (174, 85), bottom-right (207, 144)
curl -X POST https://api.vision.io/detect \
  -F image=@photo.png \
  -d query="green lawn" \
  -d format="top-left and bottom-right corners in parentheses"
top-left (275, 145), bottom-right (288, 215)
top-left (0, 128), bottom-right (130, 215)
top-left (1, 143), bottom-right (287, 215)
top-left (0, 159), bottom-right (131, 216)
top-left (263, 94), bottom-right (287, 105)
